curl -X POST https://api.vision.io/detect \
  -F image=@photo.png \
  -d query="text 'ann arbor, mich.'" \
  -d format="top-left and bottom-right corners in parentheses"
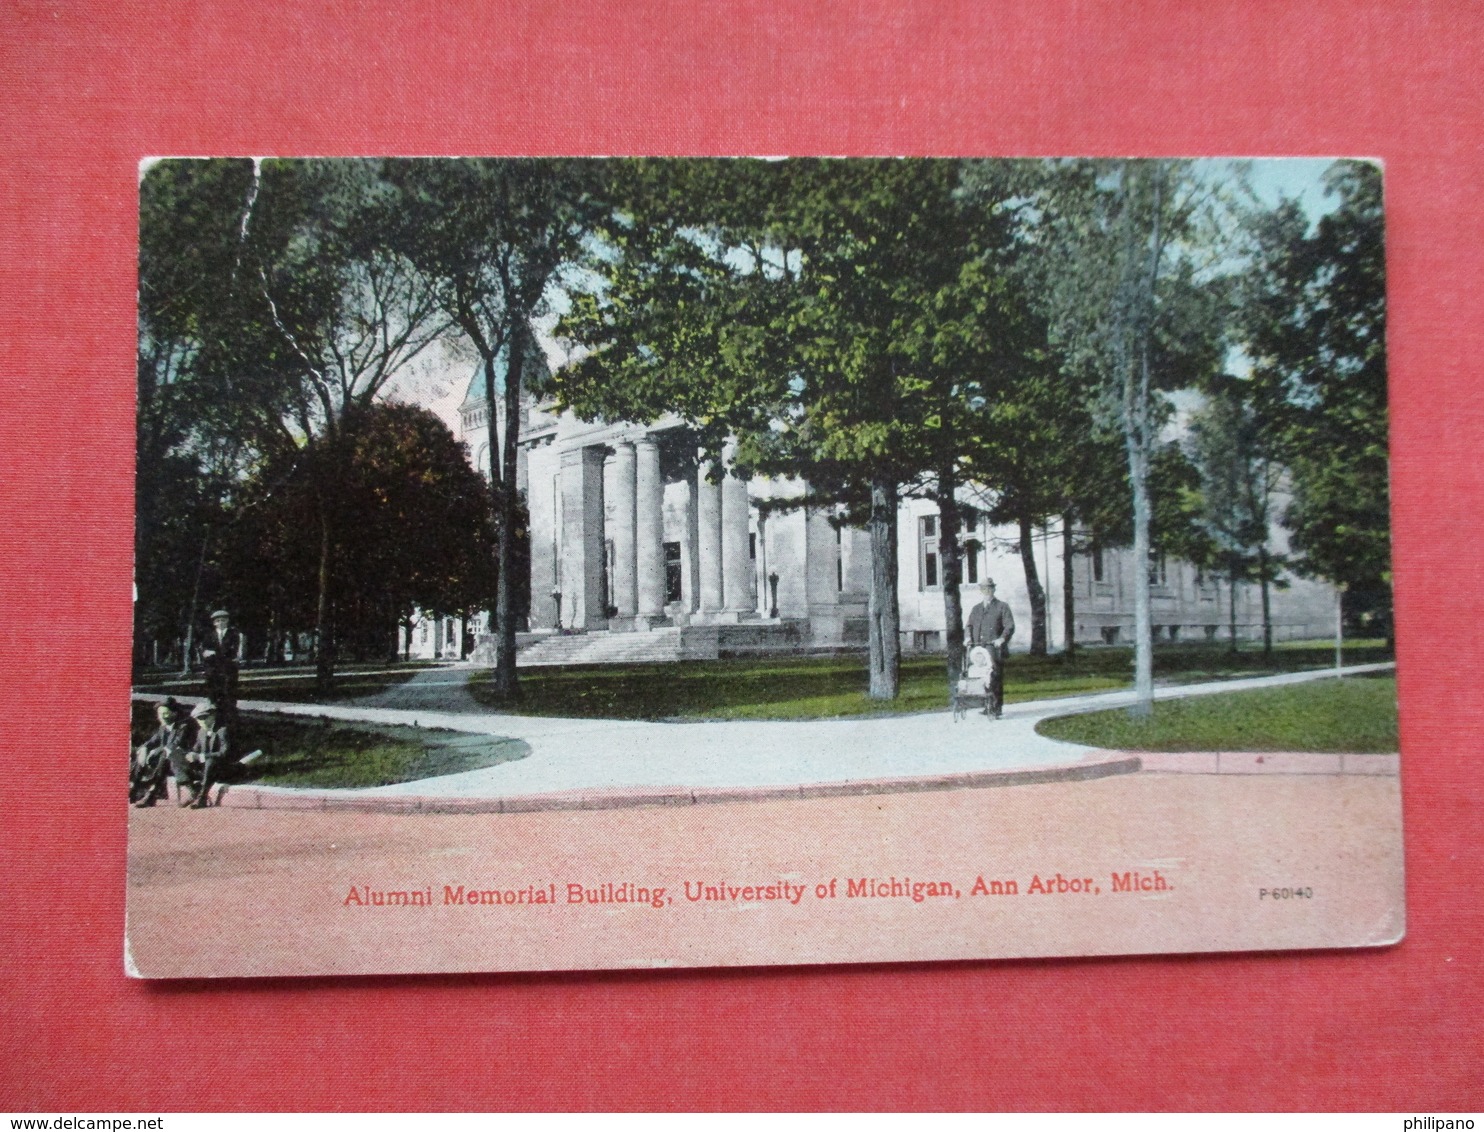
top-left (341, 870), bottom-right (1175, 910)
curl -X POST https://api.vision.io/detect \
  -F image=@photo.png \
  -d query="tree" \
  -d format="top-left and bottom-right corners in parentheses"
top-left (137, 158), bottom-right (298, 668)
top-left (1186, 375), bottom-right (1285, 654)
top-left (556, 160), bottom-right (901, 687)
top-left (240, 158), bottom-right (450, 692)
top-left (1242, 161), bottom-right (1390, 640)
top-left (224, 402), bottom-right (498, 662)
top-left (559, 159), bottom-right (1010, 699)
top-left (388, 158), bottom-right (601, 700)
top-left (1029, 159), bottom-right (1228, 715)
top-left (899, 170), bottom-right (1064, 679)
top-left (959, 357), bottom-right (1110, 657)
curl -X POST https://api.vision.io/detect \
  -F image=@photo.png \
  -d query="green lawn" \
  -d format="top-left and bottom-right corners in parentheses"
top-left (130, 702), bottom-right (528, 788)
top-left (132, 661), bottom-right (428, 704)
top-left (1034, 674), bottom-right (1399, 753)
top-left (468, 640), bottom-right (1392, 722)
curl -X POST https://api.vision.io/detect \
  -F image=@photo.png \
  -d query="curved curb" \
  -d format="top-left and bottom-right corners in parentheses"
top-left (211, 753), bottom-right (1143, 815)
top-left (1134, 750), bottom-right (1399, 776)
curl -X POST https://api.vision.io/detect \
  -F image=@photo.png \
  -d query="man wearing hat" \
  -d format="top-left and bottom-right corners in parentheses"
top-left (131, 698), bottom-right (188, 807)
top-left (169, 701), bottom-right (231, 808)
top-left (200, 608), bottom-right (242, 728)
top-left (966, 578), bottom-right (1015, 719)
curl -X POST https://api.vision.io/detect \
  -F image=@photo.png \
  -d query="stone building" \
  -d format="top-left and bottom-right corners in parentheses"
top-left (401, 378), bottom-right (1339, 662)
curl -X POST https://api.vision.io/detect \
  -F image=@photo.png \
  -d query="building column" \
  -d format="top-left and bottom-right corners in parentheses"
top-left (696, 455), bottom-right (724, 615)
top-left (608, 441), bottom-right (638, 619)
top-left (756, 510), bottom-right (770, 616)
top-left (683, 474), bottom-right (700, 614)
top-left (635, 436), bottom-right (666, 620)
top-left (560, 445), bottom-right (607, 630)
top-left (526, 443), bottom-right (561, 631)
top-left (721, 438), bottom-right (753, 615)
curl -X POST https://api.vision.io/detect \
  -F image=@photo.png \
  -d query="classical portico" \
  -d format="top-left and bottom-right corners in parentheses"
top-left (547, 420), bottom-right (766, 632)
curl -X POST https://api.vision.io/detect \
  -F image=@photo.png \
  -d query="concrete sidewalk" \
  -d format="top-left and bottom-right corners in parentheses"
top-left (133, 661), bottom-right (1397, 813)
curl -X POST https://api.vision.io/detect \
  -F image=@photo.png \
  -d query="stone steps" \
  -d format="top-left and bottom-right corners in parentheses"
top-left (516, 628), bottom-right (689, 667)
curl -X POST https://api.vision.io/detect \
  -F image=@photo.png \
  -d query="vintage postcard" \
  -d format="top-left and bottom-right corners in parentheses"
top-left (126, 156), bottom-right (1401, 977)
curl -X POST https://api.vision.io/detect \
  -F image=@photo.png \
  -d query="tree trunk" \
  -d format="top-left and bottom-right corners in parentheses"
top-left (937, 470), bottom-right (964, 691)
top-left (1017, 512), bottom-right (1048, 656)
top-left (1119, 160), bottom-right (1164, 719)
top-left (181, 528), bottom-right (210, 676)
top-left (491, 324), bottom-right (525, 700)
top-left (1062, 514), bottom-right (1076, 657)
top-left (1127, 433), bottom-right (1154, 717)
top-left (1228, 569), bottom-right (1240, 654)
top-left (866, 476), bottom-right (901, 700)
top-left (314, 496), bottom-right (335, 698)
top-left (1258, 544), bottom-right (1273, 657)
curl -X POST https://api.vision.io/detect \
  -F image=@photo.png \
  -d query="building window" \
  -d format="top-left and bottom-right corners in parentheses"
top-left (1092, 541), bottom-right (1105, 584)
top-left (835, 524), bottom-right (843, 592)
top-left (1149, 550), bottom-right (1168, 587)
top-left (664, 541), bottom-right (682, 603)
top-left (749, 532), bottom-right (756, 559)
top-left (1196, 567), bottom-right (1217, 601)
top-left (964, 538), bottom-right (981, 585)
top-left (919, 515), bottom-right (940, 590)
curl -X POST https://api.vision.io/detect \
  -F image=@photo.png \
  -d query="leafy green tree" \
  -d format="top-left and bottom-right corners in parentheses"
top-left (225, 403), bottom-right (498, 662)
top-left (1186, 375), bottom-right (1286, 654)
top-left (556, 160), bottom-right (906, 686)
top-left (560, 159), bottom-right (1010, 699)
top-left (239, 158), bottom-right (451, 692)
top-left (959, 355), bottom-right (1110, 657)
top-left (1242, 160), bottom-right (1390, 639)
top-left (387, 158), bottom-right (603, 699)
top-left (136, 158), bottom-right (297, 669)
top-left (1027, 159), bottom-right (1228, 714)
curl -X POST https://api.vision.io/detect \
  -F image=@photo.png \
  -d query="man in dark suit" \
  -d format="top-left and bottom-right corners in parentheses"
top-left (966, 579), bottom-right (1015, 719)
top-left (170, 700), bottom-right (231, 808)
top-left (131, 697), bottom-right (188, 807)
top-left (201, 608), bottom-right (242, 727)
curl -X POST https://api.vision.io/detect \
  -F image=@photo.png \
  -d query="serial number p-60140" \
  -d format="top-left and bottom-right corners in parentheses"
top-left (1259, 886), bottom-right (1313, 900)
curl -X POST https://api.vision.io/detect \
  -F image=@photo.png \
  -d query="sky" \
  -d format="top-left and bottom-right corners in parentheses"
top-left (1241, 156), bottom-right (1356, 223)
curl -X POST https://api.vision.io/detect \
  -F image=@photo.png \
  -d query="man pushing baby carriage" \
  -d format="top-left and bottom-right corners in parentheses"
top-left (952, 578), bottom-right (1015, 721)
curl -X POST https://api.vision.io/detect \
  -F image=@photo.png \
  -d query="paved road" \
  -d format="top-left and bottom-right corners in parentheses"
top-left (124, 771), bottom-right (1406, 978)
top-left (136, 662), bottom-right (1394, 801)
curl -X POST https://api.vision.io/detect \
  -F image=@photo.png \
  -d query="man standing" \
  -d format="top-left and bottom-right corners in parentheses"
top-left (200, 608), bottom-right (242, 727)
top-left (966, 578), bottom-right (1015, 719)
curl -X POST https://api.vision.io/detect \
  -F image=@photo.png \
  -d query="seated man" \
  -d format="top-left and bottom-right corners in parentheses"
top-left (131, 698), bottom-right (188, 807)
top-left (169, 701), bottom-right (231, 809)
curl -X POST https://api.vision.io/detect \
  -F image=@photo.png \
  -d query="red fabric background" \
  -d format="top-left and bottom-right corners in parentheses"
top-left (1, 0), bottom-right (1480, 1111)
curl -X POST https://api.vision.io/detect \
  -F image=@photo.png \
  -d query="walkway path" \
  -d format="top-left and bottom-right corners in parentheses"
top-left (136, 662), bottom-right (1396, 812)
top-left (348, 661), bottom-right (486, 713)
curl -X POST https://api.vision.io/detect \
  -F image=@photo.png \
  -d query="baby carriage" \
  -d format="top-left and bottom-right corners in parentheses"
top-left (950, 645), bottom-right (998, 721)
